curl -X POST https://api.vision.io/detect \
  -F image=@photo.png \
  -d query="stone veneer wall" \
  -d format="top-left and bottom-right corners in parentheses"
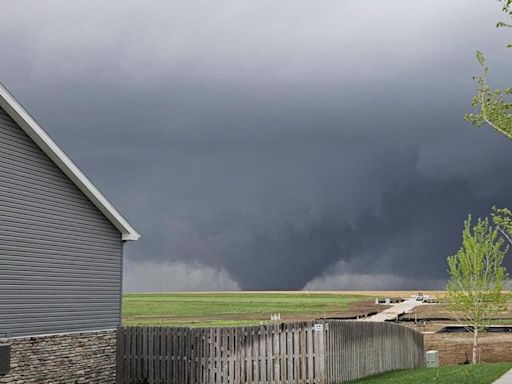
top-left (0, 330), bottom-right (117, 384)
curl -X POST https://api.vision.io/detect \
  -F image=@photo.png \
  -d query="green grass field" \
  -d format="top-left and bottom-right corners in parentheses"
top-left (123, 292), bottom-right (366, 327)
top-left (348, 363), bottom-right (512, 384)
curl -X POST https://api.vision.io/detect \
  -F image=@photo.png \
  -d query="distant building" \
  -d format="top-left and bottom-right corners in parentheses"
top-left (0, 84), bottom-right (139, 383)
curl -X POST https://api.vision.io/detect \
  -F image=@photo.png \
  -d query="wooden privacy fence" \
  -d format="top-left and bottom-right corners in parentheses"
top-left (324, 321), bottom-right (424, 383)
top-left (117, 321), bottom-right (424, 384)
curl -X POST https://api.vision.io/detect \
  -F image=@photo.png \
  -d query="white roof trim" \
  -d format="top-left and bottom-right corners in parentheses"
top-left (0, 84), bottom-right (140, 241)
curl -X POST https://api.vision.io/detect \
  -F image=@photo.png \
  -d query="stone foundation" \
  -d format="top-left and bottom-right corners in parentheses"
top-left (0, 330), bottom-right (117, 384)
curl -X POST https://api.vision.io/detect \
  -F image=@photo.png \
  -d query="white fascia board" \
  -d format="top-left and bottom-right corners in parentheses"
top-left (0, 84), bottom-right (140, 241)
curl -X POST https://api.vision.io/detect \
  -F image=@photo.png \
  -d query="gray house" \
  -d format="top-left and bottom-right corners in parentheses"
top-left (0, 84), bottom-right (139, 383)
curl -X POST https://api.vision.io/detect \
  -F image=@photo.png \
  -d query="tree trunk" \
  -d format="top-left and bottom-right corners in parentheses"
top-left (472, 327), bottom-right (479, 364)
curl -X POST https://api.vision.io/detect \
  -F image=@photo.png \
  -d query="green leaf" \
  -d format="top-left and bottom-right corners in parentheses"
top-left (476, 51), bottom-right (486, 66)
top-left (496, 21), bottom-right (512, 28)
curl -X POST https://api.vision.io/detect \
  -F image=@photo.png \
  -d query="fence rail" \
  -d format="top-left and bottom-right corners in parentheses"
top-left (117, 321), bottom-right (424, 384)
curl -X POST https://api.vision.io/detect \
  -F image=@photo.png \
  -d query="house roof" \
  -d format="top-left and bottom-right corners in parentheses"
top-left (0, 83), bottom-right (140, 241)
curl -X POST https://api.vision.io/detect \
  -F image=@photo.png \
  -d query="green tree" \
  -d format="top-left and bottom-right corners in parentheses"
top-left (492, 207), bottom-right (512, 245)
top-left (446, 216), bottom-right (509, 364)
top-left (465, 0), bottom-right (512, 138)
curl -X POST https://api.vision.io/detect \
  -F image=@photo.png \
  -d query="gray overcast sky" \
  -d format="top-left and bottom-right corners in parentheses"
top-left (1, 0), bottom-right (511, 291)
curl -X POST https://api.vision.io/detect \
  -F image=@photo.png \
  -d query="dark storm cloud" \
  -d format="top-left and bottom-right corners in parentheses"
top-left (1, 0), bottom-right (511, 290)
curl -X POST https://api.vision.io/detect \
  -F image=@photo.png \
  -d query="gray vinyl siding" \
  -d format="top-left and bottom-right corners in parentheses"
top-left (0, 106), bottom-right (124, 338)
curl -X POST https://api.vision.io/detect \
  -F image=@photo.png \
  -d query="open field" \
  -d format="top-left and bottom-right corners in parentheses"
top-left (122, 292), bottom-right (383, 327)
top-left (403, 302), bottom-right (512, 330)
top-left (348, 363), bottom-right (512, 384)
top-left (123, 291), bottom-right (512, 366)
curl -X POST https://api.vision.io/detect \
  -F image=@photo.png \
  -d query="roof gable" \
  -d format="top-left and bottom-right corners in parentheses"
top-left (0, 83), bottom-right (139, 241)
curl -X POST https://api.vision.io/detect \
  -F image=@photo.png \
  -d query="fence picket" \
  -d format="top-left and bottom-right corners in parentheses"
top-left (117, 320), bottom-right (424, 384)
